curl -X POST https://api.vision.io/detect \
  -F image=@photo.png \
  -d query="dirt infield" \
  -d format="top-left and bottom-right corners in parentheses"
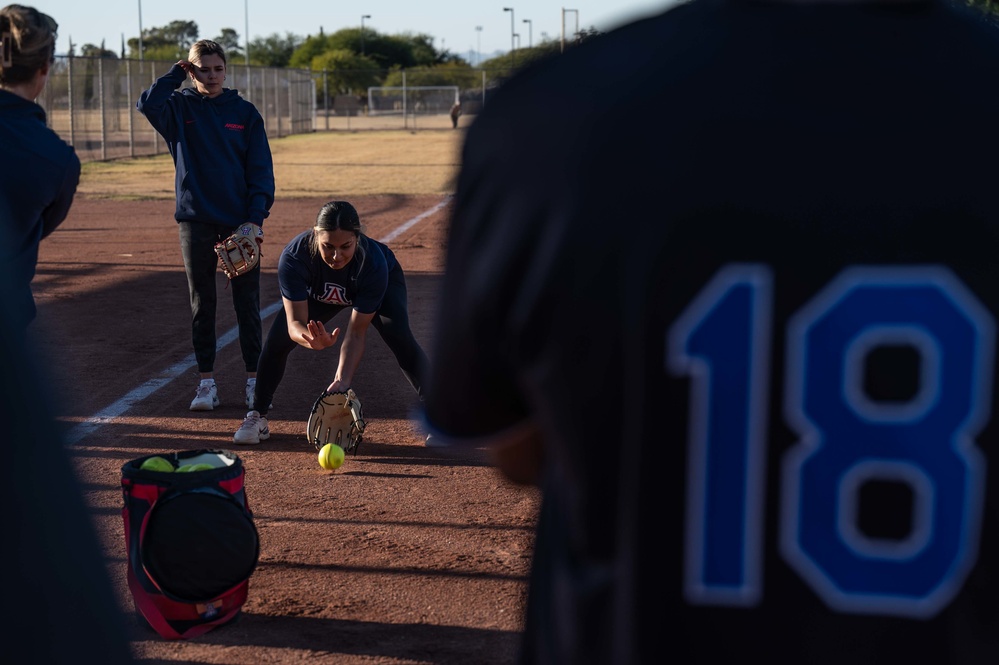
top-left (32, 193), bottom-right (538, 664)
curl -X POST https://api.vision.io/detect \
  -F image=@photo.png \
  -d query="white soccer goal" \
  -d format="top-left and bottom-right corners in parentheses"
top-left (367, 86), bottom-right (460, 116)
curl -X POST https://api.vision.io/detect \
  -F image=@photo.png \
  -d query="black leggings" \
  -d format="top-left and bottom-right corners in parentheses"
top-left (253, 264), bottom-right (427, 416)
top-left (179, 221), bottom-right (262, 373)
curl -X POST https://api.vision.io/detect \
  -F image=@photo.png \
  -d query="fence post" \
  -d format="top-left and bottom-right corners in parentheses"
top-left (127, 59), bottom-right (135, 158)
top-left (261, 67), bottom-right (269, 135)
top-left (68, 56), bottom-right (75, 148)
top-left (98, 58), bottom-right (107, 161)
top-left (482, 70), bottom-right (486, 110)
top-left (323, 70), bottom-right (329, 131)
top-left (287, 71), bottom-right (293, 137)
top-left (275, 68), bottom-right (282, 137)
top-left (152, 66), bottom-right (161, 154)
top-left (402, 70), bottom-right (407, 130)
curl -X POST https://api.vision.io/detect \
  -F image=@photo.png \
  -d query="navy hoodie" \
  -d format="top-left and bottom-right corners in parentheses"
top-left (136, 64), bottom-right (274, 228)
top-left (0, 89), bottom-right (80, 325)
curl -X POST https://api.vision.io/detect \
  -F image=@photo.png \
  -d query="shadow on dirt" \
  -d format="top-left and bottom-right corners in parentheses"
top-left (131, 611), bottom-right (521, 664)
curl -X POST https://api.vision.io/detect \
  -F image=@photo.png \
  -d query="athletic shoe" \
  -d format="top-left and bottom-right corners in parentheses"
top-left (245, 381), bottom-right (272, 411)
top-left (190, 381), bottom-right (219, 411)
top-left (234, 410), bottom-right (270, 445)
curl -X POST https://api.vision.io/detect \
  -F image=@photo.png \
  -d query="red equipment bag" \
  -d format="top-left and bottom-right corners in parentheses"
top-left (121, 449), bottom-right (259, 640)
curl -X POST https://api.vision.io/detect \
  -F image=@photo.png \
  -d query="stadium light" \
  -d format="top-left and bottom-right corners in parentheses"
top-left (361, 15), bottom-right (372, 56)
top-left (523, 19), bottom-right (532, 48)
top-left (503, 7), bottom-right (515, 69)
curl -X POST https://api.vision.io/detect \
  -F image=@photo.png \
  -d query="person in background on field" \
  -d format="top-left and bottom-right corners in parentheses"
top-left (0, 3), bottom-right (79, 329)
top-left (234, 200), bottom-right (434, 446)
top-left (450, 101), bottom-right (461, 129)
top-left (423, 0), bottom-right (999, 662)
top-left (136, 39), bottom-right (274, 413)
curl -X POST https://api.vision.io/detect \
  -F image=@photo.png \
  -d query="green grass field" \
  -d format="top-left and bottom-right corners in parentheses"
top-left (78, 129), bottom-right (466, 200)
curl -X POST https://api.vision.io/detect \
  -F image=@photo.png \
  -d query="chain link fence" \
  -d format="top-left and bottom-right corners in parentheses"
top-left (38, 56), bottom-right (315, 164)
top-left (37, 56), bottom-right (514, 163)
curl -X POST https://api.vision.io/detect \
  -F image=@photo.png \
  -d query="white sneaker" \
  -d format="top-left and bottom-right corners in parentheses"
top-left (190, 381), bottom-right (219, 411)
top-left (234, 410), bottom-right (270, 444)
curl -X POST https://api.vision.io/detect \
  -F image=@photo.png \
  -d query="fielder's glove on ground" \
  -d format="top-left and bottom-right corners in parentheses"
top-left (307, 388), bottom-right (366, 454)
top-left (215, 223), bottom-right (263, 279)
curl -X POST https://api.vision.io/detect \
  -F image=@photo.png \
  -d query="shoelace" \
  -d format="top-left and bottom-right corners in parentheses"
top-left (196, 385), bottom-right (213, 398)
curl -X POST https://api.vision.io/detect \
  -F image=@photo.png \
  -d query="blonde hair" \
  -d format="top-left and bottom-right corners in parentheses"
top-left (188, 39), bottom-right (226, 66)
top-left (0, 4), bottom-right (57, 85)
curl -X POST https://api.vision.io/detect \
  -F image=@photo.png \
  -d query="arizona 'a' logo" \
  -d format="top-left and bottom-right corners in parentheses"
top-left (318, 283), bottom-right (350, 305)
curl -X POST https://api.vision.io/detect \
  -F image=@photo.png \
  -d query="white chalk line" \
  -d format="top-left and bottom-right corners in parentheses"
top-left (66, 197), bottom-right (451, 446)
top-left (379, 196), bottom-right (451, 243)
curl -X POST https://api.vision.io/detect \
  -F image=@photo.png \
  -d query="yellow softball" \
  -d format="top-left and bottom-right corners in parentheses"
top-left (318, 442), bottom-right (345, 470)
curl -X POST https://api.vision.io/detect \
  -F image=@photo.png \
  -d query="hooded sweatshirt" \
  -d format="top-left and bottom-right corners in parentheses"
top-left (136, 64), bottom-right (274, 228)
top-left (0, 89), bottom-right (80, 325)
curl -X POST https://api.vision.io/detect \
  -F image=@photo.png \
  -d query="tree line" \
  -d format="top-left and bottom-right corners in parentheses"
top-left (69, 20), bottom-right (601, 96)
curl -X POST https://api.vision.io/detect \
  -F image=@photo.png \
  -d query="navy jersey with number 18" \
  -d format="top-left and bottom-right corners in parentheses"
top-left (426, 0), bottom-right (999, 662)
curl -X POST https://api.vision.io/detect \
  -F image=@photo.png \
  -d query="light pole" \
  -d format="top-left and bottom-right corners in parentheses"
top-left (562, 8), bottom-right (578, 53)
top-left (503, 7), bottom-right (515, 70)
top-left (523, 19), bottom-right (532, 48)
top-left (137, 0), bottom-right (143, 60)
top-left (361, 15), bottom-right (371, 56)
top-left (244, 0), bottom-right (250, 65)
top-left (514, 33), bottom-right (520, 50)
top-left (475, 25), bottom-right (482, 66)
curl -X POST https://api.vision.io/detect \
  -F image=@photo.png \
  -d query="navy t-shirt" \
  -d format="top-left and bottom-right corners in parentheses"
top-left (278, 231), bottom-right (396, 314)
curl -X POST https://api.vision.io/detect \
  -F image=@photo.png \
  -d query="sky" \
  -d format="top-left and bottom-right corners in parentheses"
top-left (38, 0), bottom-right (678, 61)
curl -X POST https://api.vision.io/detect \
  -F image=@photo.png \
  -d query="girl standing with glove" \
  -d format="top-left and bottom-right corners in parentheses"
top-left (137, 39), bottom-right (274, 413)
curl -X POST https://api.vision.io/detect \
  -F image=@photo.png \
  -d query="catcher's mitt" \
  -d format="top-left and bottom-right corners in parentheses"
top-left (215, 223), bottom-right (263, 279)
top-left (306, 388), bottom-right (366, 454)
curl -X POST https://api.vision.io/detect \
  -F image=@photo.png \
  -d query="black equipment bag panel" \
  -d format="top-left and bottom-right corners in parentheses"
top-left (121, 449), bottom-right (259, 640)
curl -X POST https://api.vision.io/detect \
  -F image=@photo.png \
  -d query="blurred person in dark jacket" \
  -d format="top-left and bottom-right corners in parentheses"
top-left (0, 6), bottom-right (135, 662)
top-left (424, 0), bottom-right (999, 662)
top-left (0, 3), bottom-right (79, 328)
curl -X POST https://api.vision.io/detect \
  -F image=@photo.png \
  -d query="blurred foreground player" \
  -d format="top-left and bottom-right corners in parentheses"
top-left (0, 3), bottom-right (80, 328)
top-left (424, 0), bottom-right (999, 662)
top-left (0, 167), bottom-right (134, 664)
